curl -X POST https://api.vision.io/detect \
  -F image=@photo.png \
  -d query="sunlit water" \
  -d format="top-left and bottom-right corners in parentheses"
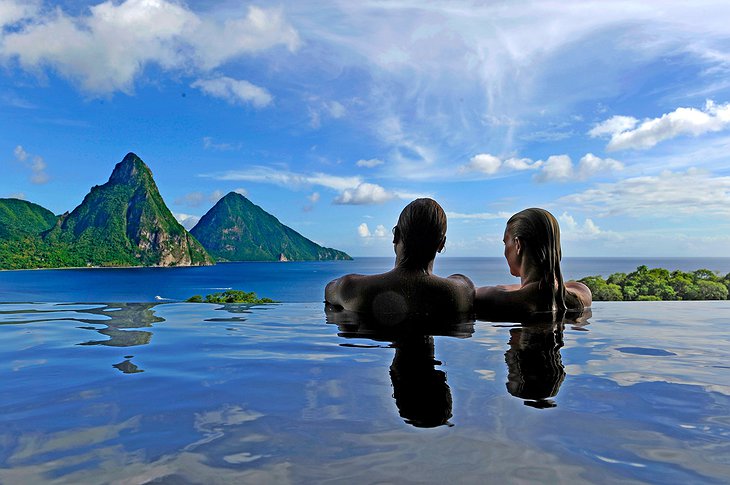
top-left (1, 300), bottom-right (729, 484)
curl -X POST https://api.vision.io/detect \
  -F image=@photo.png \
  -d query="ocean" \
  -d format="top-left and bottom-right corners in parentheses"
top-left (2, 258), bottom-right (730, 482)
top-left (1, 256), bottom-right (730, 303)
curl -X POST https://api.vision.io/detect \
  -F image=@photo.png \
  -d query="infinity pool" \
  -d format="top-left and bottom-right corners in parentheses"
top-left (1, 301), bottom-right (729, 484)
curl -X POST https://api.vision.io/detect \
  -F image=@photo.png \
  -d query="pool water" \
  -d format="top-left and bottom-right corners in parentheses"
top-left (1, 301), bottom-right (729, 484)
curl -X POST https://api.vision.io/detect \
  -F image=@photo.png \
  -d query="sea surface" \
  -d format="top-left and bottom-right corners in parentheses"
top-left (1, 258), bottom-right (730, 483)
top-left (2, 257), bottom-right (730, 303)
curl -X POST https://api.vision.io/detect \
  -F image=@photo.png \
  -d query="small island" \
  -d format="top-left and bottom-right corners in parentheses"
top-left (186, 290), bottom-right (276, 304)
top-left (580, 265), bottom-right (730, 301)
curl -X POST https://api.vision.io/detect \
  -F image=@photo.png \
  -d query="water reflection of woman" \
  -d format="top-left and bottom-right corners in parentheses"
top-left (504, 323), bottom-right (565, 409)
top-left (476, 208), bottom-right (592, 317)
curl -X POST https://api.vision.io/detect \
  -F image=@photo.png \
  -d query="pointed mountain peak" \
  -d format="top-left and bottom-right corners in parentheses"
top-left (108, 152), bottom-right (153, 186)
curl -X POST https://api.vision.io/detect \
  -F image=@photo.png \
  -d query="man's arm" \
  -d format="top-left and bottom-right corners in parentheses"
top-left (325, 274), bottom-right (362, 310)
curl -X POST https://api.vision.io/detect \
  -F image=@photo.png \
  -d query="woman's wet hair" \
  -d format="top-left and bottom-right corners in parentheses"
top-left (507, 208), bottom-right (573, 312)
top-left (394, 198), bottom-right (447, 269)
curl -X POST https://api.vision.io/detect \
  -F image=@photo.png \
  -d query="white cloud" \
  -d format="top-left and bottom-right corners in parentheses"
top-left (0, 0), bottom-right (38, 29)
top-left (203, 167), bottom-right (410, 205)
top-left (0, 2), bottom-right (299, 94)
top-left (534, 155), bottom-right (573, 182)
top-left (447, 211), bottom-right (511, 220)
top-left (203, 136), bottom-right (240, 151)
top-left (308, 99), bottom-right (347, 128)
top-left (192, 77), bottom-right (272, 108)
top-left (591, 100), bottom-right (730, 151)
top-left (13, 145), bottom-right (48, 184)
top-left (175, 190), bottom-right (224, 208)
top-left (335, 182), bottom-right (394, 205)
top-left (588, 115), bottom-right (638, 138)
top-left (233, 187), bottom-right (248, 196)
top-left (358, 222), bottom-right (388, 238)
top-left (357, 222), bottom-right (371, 238)
top-left (459, 153), bottom-right (542, 175)
top-left (558, 212), bottom-right (606, 240)
top-left (209, 190), bottom-right (224, 203)
top-left (174, 212), bottom-right (200, 230)
top-left (534, 154), bottom-right (623, 182)
top-left (308, 192), bottom-right (320, 203)
top-left (560, 168), bottom-right (730, 217)
top-left (8, 192), bottom-right (25, 200)
top-left (576, 153), bottom-right (624, 179)
top-left (356, 158), bottom-right (384, 168)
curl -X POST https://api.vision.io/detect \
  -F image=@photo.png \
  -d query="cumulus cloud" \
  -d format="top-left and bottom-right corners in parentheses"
top-left (233, 187), bottom-right (248, 196)
top-left (560, 168), bottom-right (730, 217)
top-left (335, 182), bottom-right (393, 205)
top-left (308, 192), bottom-right (320, 203)
top-left (558, 212), bottom-right (604, 239)
top-left (357, 222), bottom-right (371, 238)
top-left (174, 212), bottom-right (200, 230)
top-left (204, 166), bottom-right (410, 205)
top-left (0, 1), bottom-right (299, 94)
top-left (358, 222), bottom-right (388, 238)
top-left (13, 145), bottom-right (48, 184)
top-left (590, 100), bottom-right (730, 151)
top-left (461, 152), bottom-right (622, 182)
top-left (192, 77), bottom-right (272, 108)
top-left (356, 158), bottom-right (384, 168)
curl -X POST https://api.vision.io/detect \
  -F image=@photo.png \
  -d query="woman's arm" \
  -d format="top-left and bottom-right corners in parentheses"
top-left (475, 284), bottom-right (537, 315)
top-left (566, 281), bottom-right (592, 308)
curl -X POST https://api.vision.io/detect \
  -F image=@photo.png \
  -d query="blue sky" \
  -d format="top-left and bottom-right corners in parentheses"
top-left (3, 0), bottom-right (730, 257)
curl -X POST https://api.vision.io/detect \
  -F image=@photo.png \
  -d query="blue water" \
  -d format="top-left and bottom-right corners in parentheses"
top-left (1, 301), bottom-right (729, 483)
top-left (2, 257), bottom-right (730, 302)
top-left (2, 259), bottom-right (730, 483)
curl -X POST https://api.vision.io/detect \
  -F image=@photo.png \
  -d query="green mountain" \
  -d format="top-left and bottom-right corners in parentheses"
top-left (0, 198), bottom-right (59, 269)
top-left (191, 192), bottom-right (352, 262)
top-left (39, 153), bottom-right (213, 268)
top-left (0, 198), bottom-right (57, 239)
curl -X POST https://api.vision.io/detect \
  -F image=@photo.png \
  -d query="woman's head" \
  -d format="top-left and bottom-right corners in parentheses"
top-left (505, 208), bottom-right (566, 310)
top-left (393, 198), bottom-right (447, 269)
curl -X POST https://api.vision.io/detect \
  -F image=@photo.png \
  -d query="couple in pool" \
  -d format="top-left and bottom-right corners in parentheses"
top-left (325, 198), bottom-right (591, 318)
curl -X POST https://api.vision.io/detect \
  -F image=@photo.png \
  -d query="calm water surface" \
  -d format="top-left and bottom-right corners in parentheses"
top-left (2, 257), bottom-right (730, 302)
top-left (1, 300), bottom-right (729, 484)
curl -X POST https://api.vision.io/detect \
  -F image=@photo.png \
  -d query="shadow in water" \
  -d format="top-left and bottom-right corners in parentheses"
top-left (485, 309), bottom-right (591, 409)
top-left (326, 305), bottom-right (474, 428)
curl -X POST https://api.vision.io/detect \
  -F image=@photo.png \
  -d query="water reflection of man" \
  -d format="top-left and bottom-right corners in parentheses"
top-left (390, 335), bottom-right (452, 428)
top-left (325, 308), bottom-right (473, 428)
top-left (504, 323), bottom-right (566, 409)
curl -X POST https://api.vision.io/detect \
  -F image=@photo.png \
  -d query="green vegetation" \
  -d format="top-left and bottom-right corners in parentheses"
top-left (580, 265), bottom-right (730, 301)
top-left (191, 191), bottom-right (352, 262)
top-left (0, 153), bottom-right (213, 269)
top-left (186, 290), bottom-right (276, 304)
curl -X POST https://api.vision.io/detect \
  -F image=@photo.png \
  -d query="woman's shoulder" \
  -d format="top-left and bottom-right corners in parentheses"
top-left (475, 282), bottom-right (541, 315)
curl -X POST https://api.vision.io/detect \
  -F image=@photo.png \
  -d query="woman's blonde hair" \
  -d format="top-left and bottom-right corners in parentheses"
top-left (507, 208), bottom-right (571, 311)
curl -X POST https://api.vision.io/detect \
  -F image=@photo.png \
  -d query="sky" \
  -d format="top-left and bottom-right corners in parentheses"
top-left (2, 0), bottom-right (730, 258)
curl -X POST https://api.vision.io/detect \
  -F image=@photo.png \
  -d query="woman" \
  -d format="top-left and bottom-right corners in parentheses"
top-left (475, 208), bottom-right (591, 315)
top-left (325, 198), bottom-right (474, 316)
